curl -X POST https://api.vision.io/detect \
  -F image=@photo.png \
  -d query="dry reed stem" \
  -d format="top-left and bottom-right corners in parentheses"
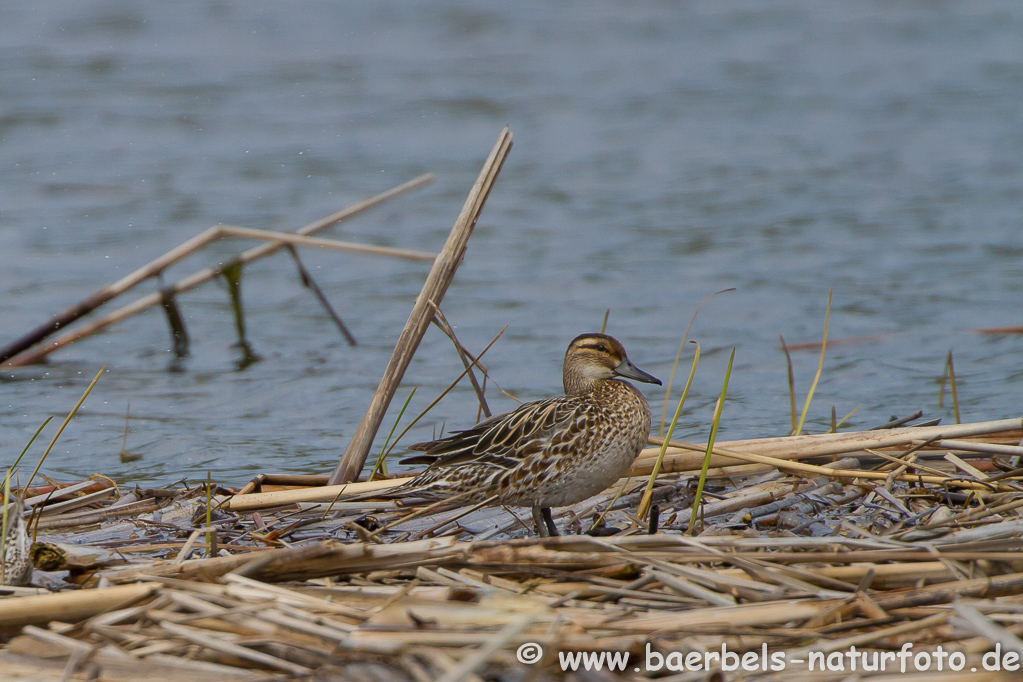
top-left (329, 127), bottom-right (513, 484)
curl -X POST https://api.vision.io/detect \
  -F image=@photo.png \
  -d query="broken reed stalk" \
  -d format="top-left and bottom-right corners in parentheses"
top-left (379, 326), bottom-right (507, 462)
top-left (1, 174), bottom-right (434, 367)
top-left (328, 126), bottom-right (513, 485)
top-left (429, 303), bottom-right (491, 418)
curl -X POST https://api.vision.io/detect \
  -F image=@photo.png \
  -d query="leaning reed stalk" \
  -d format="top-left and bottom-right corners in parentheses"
top-left (429, 303), bottom-right (490, 418)
top-left (24, 367), bottom-right (105, 493)
top-left (638, 343), bottom-right (699, 520)
top-left (9, 419), bottom-right (52, 477)
top-left (794, 288), bottom-right (832, 436)
top-left (688, 348), bottom-right (734, 534)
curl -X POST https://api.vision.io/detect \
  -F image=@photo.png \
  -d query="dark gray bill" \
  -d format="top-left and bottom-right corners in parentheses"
top-left (614, 357), bottom-right (662, 385)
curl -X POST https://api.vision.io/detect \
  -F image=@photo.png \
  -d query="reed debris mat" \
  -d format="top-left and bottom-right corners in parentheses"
top-left (2, 417), bottom-right (1023, 680)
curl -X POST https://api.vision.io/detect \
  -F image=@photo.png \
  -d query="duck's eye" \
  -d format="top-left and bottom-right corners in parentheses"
top-left (595, 344), bottom-right (607, 352)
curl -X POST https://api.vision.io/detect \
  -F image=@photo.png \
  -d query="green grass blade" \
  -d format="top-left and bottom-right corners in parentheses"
top-left (835, 405), bottom-right (860, 431)
top-left (688, 348), bottom-right (735, 535)
top-left (660, 289), bottom-right (734, 437)
top-left (779, 334), bottom-right (797, 434)
top-left (382, 327), bottom-right (507, 460)
top-left (371, 387), bottom-right (418, 480)
top-left (794, 288), bottom-right (832, 436)
top-left (24, 367), bottom-right (106, 492)
top-left (10, 417), bottom-right (53, 475)
top-left (638, 342), bottom-right (699, 520)
top-left (947, 350), bottom-right (961, 424)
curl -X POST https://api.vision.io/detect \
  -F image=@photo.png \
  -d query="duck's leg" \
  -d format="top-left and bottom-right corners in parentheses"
top-left (541, 507), bottom-right (560, 537)
top-left (531, 505), bottom-right (549, 537)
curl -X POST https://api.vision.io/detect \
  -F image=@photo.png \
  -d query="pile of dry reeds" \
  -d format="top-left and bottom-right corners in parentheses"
top-left (1, 417), bottom-right (1022, 681)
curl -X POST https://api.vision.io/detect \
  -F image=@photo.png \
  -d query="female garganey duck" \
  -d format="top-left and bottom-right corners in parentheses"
top-left (388, 333), bottom-right (661, 535)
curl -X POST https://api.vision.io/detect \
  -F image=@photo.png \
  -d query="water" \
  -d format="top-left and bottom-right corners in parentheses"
top-left (1, 1), bottom-right (1021, 487)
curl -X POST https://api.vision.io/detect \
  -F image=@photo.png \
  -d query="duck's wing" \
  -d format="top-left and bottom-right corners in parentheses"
top-left (400, 396), bottom-right (582, 470)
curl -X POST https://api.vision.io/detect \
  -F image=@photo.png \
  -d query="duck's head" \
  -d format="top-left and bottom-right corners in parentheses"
top-left (563, 332), bottom-right (661, 395)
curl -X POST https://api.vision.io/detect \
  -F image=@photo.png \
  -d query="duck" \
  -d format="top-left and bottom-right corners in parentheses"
top-left (384, 332), bottom-right (661, 535)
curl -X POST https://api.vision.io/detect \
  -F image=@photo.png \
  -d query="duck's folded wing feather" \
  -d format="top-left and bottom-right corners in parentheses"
top-left (400, 396), bottom-right (580, 469)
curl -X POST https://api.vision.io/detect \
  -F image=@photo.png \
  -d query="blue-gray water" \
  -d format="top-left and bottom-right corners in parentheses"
top-left (1, 2), bottom-right (1021, 487)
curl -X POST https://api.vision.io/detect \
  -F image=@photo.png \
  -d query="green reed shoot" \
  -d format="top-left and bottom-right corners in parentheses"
top-left (941, 350), bottom-right (961, 424)
top-left (638, 342), bottom-right (699, 520)
top-left (370, 387), bottom-right (418, 481)
top-left (600, 309), bottom-right (610, 334)
top-left (779, 334), bottom-right (797, 434)
top-left (659, 288), bottom-right (734, 437)
top-left (688, 348), bottom-right (734, 535)
top-left (793, 288), bottom-right (832, 436)
top-left (832, 405), bottom-right (860, 433)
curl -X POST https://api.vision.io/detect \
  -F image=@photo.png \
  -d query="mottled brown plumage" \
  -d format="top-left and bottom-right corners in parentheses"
top-left (387, 333), bottom-right (661, 513)
top-left (2, 497), bottom-right (32, 586)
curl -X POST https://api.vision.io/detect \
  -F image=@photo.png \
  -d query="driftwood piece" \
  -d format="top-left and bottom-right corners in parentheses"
top-left (0, 582), bottom-right (160, 630)
top-left (31, 541), bottom-right (127, 572)
top-left (328, 127), bottom-right (513, 485)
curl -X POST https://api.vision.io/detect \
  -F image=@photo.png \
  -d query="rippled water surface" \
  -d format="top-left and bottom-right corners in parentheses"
top-left (1, 2), bottom-right (1021, 486)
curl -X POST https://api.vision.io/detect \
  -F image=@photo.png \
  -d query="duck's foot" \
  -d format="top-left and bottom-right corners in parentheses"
top-left (541, 507), bottom-right (560, 537)
top-left (530, 506), bottom-right (561, 537)
top-left (531, 505), bottom-right (549, 537)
